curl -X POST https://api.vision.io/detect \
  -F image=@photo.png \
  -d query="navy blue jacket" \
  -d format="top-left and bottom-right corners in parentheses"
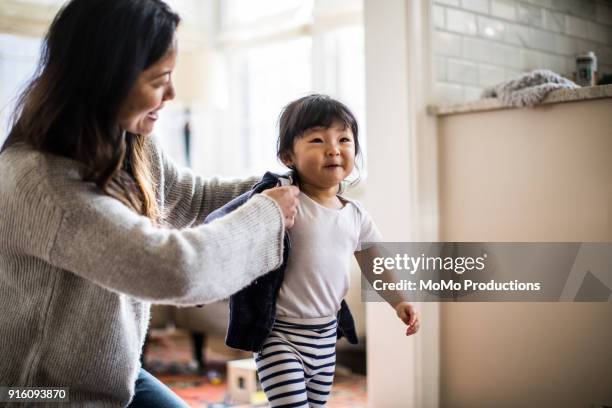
top-left (204, 172), bottom-right (359, 352)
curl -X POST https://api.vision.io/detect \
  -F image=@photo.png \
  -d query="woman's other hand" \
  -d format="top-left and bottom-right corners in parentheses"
top-left (262, 186), bottom-right (300, 229)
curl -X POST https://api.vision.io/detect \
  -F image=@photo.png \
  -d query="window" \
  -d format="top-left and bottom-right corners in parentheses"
top-left (174, 0), bottom-right (367, 179)
top-left (0, 0), bottom-right (367, 182)
top-left (0, 33), bottom-right (42, 145)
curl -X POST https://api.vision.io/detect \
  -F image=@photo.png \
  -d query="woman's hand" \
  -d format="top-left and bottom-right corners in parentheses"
top-left (262, 186), bottom-right (300, 229)
top-left (395, 301), bottom-right (420, 336)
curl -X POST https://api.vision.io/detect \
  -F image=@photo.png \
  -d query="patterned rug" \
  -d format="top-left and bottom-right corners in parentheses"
top-left (144, 329), bottom-right (367, 407)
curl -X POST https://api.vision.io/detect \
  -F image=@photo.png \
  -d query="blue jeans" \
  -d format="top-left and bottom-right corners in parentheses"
top-left (128, 368), bottom-right (189, 408)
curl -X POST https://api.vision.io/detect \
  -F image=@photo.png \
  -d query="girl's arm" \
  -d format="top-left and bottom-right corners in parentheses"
top-left (355, 245), bottom-right (408, 308)
top-left (354, 202), bottom-right (420, 335)
top-left (355, 247), bottom-right (420, 336)
top-left (149, 138), bottom-right (259, 229)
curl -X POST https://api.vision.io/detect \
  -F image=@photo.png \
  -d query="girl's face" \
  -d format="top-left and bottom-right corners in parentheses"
top-left (118, 40), bottom-right (177, 136)
top-left (284, 121), bottom-right (356, 191)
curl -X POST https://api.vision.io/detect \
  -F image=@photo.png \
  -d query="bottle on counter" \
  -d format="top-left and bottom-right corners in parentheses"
top-left (575, 51), bottom-right (598, 87)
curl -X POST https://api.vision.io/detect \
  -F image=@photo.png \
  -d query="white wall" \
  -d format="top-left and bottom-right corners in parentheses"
top-left (432, 0), bottom-right (612, 103)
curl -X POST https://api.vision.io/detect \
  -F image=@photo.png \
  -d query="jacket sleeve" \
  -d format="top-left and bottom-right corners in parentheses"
top-left (204, 190), bottom-right (252, 224)
top-left (149, 138), bottom-right (258, 229)
top-left (47, 186), bottom-right (285, 306)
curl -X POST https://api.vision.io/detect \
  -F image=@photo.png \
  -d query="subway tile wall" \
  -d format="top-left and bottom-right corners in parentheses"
top-left (432, 0), bottom-right (612, 103)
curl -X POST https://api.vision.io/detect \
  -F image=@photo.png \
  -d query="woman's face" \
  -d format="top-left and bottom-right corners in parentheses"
top-left (118, 41), bottom-right (178, 136)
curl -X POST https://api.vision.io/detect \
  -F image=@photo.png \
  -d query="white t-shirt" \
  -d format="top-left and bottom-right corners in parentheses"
top-left (275, 191), bottom-right (382, 318)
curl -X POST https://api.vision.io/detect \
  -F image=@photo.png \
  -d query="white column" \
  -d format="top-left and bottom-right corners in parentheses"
top-left (363, 0), bottom-right (440, 406)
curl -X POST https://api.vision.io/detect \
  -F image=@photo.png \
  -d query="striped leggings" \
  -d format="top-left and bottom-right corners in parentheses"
top-left (254, 316), bottom-right (337, 407)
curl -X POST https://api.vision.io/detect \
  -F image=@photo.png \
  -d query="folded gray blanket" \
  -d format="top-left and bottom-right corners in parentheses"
top-left (481, 69), bottom-right (579, 108)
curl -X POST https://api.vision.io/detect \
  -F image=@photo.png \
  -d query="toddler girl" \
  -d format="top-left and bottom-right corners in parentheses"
top-left (214, 94), bottom-right (420, 407)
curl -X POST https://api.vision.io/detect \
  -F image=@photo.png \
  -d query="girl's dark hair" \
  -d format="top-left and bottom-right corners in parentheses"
top-left (1, 0), bottom-right (180, 223)
top-left (277, 94), bottom-right (360, 163)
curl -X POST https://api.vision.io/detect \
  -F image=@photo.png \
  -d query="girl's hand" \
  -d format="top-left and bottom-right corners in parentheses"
top-left (395, 301), bottom-right (420, 336)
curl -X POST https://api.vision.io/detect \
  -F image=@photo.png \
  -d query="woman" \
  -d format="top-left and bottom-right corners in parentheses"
top-left (0, 0), bottom-right (298, 406)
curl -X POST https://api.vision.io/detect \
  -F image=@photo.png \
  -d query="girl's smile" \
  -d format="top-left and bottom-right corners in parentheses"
top-left (323, 161), bottom-right (344, 169)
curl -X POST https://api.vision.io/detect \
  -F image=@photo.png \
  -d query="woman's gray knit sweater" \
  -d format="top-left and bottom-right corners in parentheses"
top-left (0, 139), bottom-right (284, 406)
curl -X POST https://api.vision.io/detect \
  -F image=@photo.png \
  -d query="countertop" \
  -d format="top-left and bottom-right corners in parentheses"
top-left (427, 84), bottom-right (612, 116)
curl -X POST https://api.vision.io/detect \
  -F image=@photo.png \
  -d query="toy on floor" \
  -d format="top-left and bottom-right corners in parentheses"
top-left (206, 369), bottom-right (222, 385)
top-left (226, 359), bottom-right (265, 405)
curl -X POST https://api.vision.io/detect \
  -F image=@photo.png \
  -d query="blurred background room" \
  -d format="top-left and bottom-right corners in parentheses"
top-left (1, 0), bottom-right (611, 407)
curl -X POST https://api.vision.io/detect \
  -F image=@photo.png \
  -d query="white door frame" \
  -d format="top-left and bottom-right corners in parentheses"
top-left (363, 0), bottom-right (440, 406)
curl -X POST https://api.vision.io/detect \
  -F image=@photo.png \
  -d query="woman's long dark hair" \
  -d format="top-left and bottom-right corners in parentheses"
top-left (1, 0), bottom-right (180, 223)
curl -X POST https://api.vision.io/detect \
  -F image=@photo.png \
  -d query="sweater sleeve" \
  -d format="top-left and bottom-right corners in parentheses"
top-left (47, 190), bottom-right (285, 306)
top-left (149, 139), bottom-right (258, 229)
